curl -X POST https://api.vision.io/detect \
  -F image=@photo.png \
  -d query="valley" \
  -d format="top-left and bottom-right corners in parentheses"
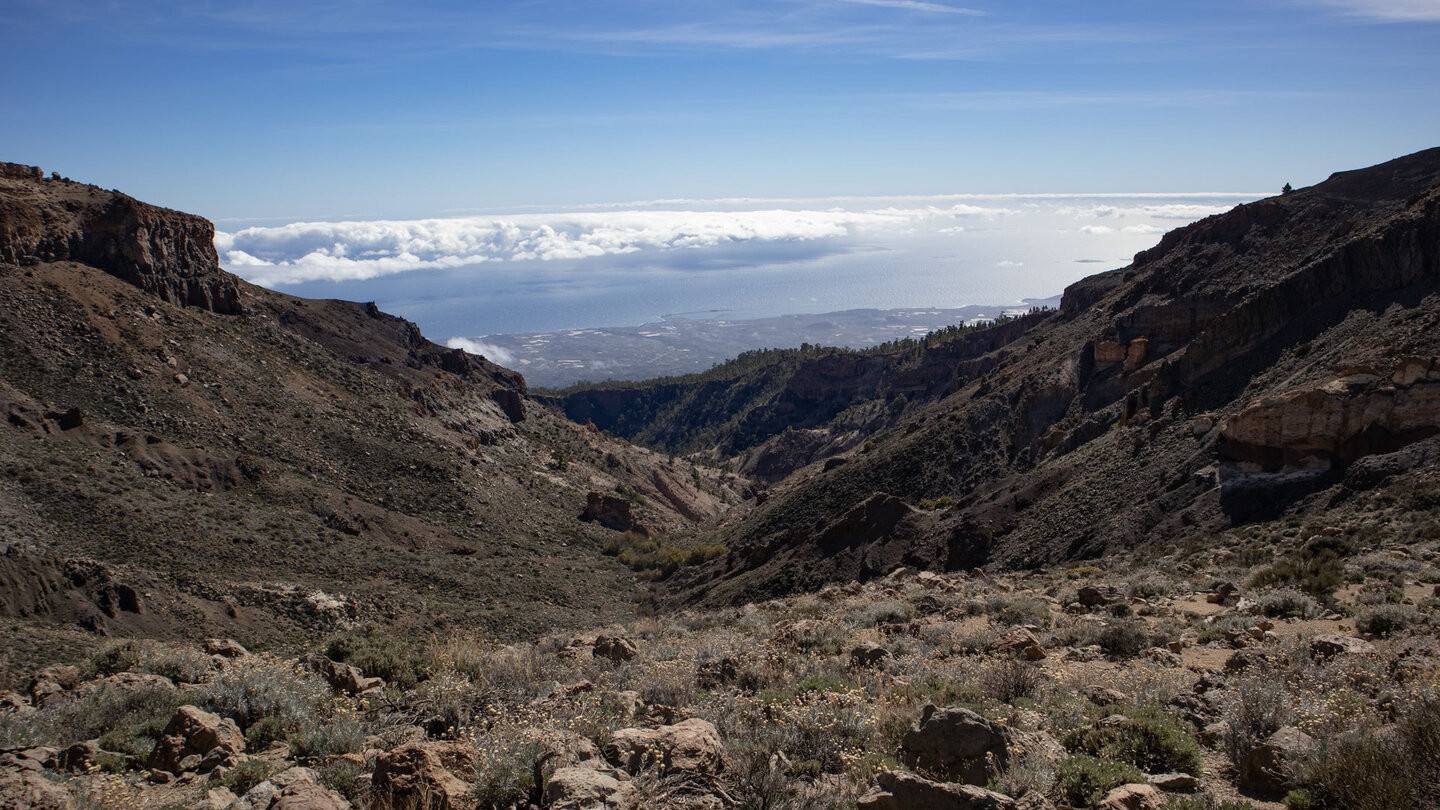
top-left (1, 150), bottom-right (1438, 810)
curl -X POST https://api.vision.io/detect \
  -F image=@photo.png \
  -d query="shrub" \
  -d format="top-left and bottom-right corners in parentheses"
top-left (470, 733), bottom-right (545, 809)
top-left (97, 715), bottom-right (169, 760)
top-left (1253, 588), bottom-right (1318, 619)
top-left (1355, 604), bottom-right (1422, 637)
top-left (223, 760), bottom-right (275, 796)
top-left (288, 712), bottom-right (364, 759)
top-left (1222, 677), bottom-right (1294, 770)
top-left (978, 595), bottom-right (1052, 628)
top-left (1054, 755), bottom-right (1145, 808)
top-left (325, 626), bottom-right (432, 689)
top-left (601, 532), bottom-right (727, 580)
top-left (1097, 621), bottom-right (1152, 658)
top-left (844, 600), bottom-right (915, 627)
top-left (1063, 712), bottom-right (1201, 776)
top-left (1298, 700), bottom-right (1440, 810)
top-left (198, 657), bottom-right (330, 732)
top-left (980, 660), bottom-right (1044, 704)
top-left (320, 759), bottom-right (365, 801)
top-left (1249, 536), bottom-right (1351, 598)
top-left (85, 642), bottom-right (143, 679)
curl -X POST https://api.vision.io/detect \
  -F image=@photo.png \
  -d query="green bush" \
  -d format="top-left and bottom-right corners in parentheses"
top-left (1054, 755), bottom-right (1145, 807)
top-left (325, 626), bottom-right (432, 689)
top-left (287, 713), bottom-right (364, 759)
top-left (1249, 536), bottom-right (1351, 598)
top-left (601, 532), bottom-right (728, 580)
top-left (1063, 711), bottom-right (1202, 776)
top-left (85, 642), bottom-right (143, 679)
top-left (97, 715), bottom-right (169, 760)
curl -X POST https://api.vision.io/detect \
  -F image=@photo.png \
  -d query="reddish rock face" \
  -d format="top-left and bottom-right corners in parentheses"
top-left (0, 168), bottom-right (241, 313)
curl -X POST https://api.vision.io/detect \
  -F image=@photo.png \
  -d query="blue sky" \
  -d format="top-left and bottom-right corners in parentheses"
top-left (3, 0), bottom-right (1438, 224)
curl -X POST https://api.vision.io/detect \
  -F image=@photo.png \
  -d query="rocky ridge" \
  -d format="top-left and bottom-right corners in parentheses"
top-left (661, 147), bottom-right (1440, 605)
top-left (0, 164), bottom-right (755, 665)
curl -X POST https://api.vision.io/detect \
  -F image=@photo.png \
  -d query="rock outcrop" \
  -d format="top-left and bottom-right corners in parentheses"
top-left (147, 705), bottom-right (246, 774)
top-left (1221, 362), bottom-right (1440, 470)
top-left (371, 742), bottom-right (480, 810)
top-left (899, 705), bottom-right (1064, 785)
top-left (604, 718), bottom-right (725, 775)
top-left (0, 165), bottom-right (241, 313)
top-left (857, 770), bottom-right (1017, 810)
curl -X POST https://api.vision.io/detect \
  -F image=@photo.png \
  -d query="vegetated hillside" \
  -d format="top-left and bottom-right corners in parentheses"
top-left (0, 162), bottom-right (754, 670)
top-left (660, 147), bottom-right (1440, 606)
top-left (541, 313), bottom-right (1049, 482)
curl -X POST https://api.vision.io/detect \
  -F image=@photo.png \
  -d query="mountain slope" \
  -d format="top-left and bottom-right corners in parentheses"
top-left (664, 147), bottom-right (1440, 605)
top-left (0, 164), bottom-right (753, 666)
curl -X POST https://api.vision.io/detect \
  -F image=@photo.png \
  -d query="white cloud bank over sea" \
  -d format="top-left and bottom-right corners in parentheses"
top-left (216, 194), bottom-right (1252, 287)
top-left (219, 193), bottom-right (1262, 338)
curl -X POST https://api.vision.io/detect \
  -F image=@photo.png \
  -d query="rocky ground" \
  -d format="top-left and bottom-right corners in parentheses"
top-left (2, 505), bottom-right (1436, 810)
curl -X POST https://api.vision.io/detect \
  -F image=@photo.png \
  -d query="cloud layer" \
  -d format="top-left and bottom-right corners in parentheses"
top-left (218, 196), bottom-right (1245, 287)
top-left (217, 204), bottom-right (1018, 285)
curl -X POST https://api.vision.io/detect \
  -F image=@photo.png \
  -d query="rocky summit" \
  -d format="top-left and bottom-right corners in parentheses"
top-left (1, 153), bottom-right (1439, 810)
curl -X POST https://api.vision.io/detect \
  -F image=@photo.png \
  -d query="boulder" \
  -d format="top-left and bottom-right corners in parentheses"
top-left (148, 705), bottom-right (245, 773)
top-left (544, 766), bottom-right (639, 810)
top-left (204, 638), bottom-right (251, 658)
top-left (76, 672), bottom-right (175, 696)
top-left (302, 654), bottom-right (383, 694)
top-left (991, 627), bottom-right (1045, 660)
top-left (1310, 634), bottom-right (1375, 660)
top-left (0, 691), bottom-right (29, 715)
top-left (1238, 726), bottom-right (1314, 795)
top-left (58, 741), bottom-right (100, 772)
top-left (34, 666), bottom-right (79, 691)
top-left (270, 781), bottom-right (353, 810)
top-left (851, 642), bottom-right (892, 667)
top-left (1080, 686), bottom-right (1130, 707)
top-left (592, 635), bottom-right (639, 664)
top-left (1096, 783), bottom-right (1163, 810)
top-left (1077, 585), bottom-right (1118, 607)
top-left (899, 706), bottom-right (1064, 785)
top-left (581, 493), bottom-right (650, 535)
top-left (372, 741), bottom-right (479, 810)
top-left (604, 718), bottom-right (724, 775)
top-left (857, 770), bottom-right (1017, 810)
top-left (1148, 772), bottom-right (1198, 791)
top-left (0, 765), bottom-right (75, 810)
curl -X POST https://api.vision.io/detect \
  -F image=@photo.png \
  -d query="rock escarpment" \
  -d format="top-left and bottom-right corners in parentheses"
top-left (0, 164), bottom-right (240, 313)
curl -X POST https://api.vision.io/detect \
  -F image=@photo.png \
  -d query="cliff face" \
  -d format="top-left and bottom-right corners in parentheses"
top-left (0, 163), bottom-right (241, 313)
top-left (668, 147), bottom-right (1440, 605)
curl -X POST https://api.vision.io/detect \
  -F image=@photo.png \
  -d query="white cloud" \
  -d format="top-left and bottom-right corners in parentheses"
top-left (1054, 202), bottom-right (1233, 220)
top-left (838, 0), bottom-right (986, 14)
top-left (1079, 225), bottom-right (1115, 234)
top-left (997, 260), bottom-right (1024, 266)
top-left (1303, 0), bottom-right (1440, 21)
top-left (1122, 224), bottom-right (1166, 234)
top-left (444, 337), bottom-right (514, 365)
top-left (217, 203), bottom-right (1017, 285)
